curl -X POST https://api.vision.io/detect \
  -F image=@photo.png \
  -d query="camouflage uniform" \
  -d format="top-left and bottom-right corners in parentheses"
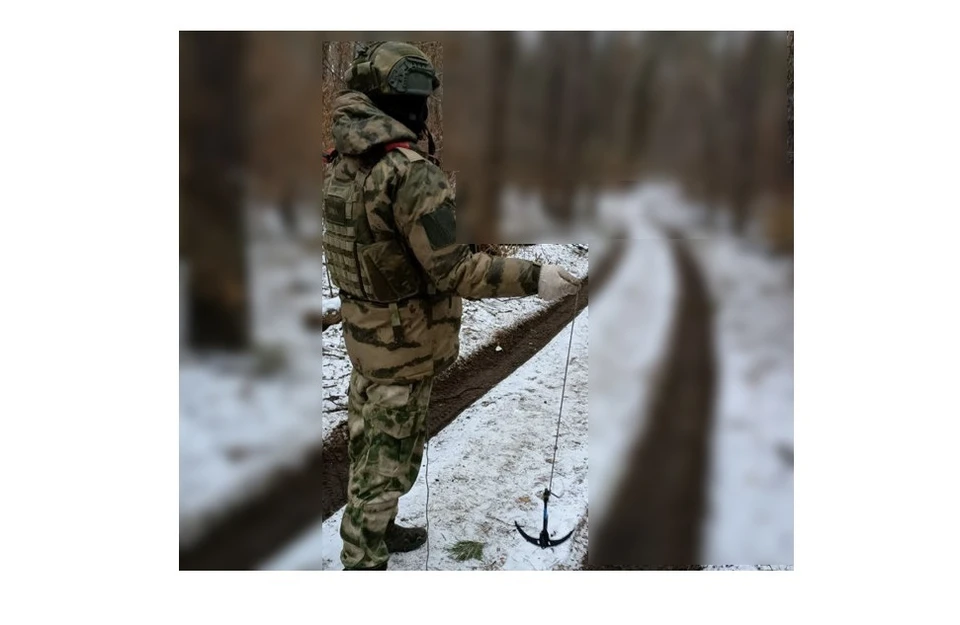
top-left (339, 371), bottom-right (433, 569)
top-left (322, 43), bottom-right (572, 570)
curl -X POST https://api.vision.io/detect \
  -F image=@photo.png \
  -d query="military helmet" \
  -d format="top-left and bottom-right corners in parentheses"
top-left (345, 41), bottom-right (440, 98)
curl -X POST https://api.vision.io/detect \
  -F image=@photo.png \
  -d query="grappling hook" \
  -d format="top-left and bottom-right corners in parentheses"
top-left (514, 288), bottom-right (580, 550)
top-left (515, 488), bottom-right (575, 548)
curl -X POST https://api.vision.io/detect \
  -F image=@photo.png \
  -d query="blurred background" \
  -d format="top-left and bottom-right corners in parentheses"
top-left (180, 31), bottom-right (793, 570)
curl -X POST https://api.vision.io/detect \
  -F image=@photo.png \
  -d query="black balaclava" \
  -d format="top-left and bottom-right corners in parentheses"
top-left (371, 93), bottom-right (429, 138)
top-left (370, 93), bottom-right (437, 161)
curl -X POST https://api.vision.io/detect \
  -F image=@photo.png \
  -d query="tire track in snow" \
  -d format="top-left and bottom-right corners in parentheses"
top-left (584, 235), bottom-right (717, 569)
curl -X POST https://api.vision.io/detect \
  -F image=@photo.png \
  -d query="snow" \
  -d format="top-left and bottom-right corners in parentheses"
top-left (180, 217), bottom-right (590, 549)
top-left (322, 296), bottom-right (341, 314)
top-left (498, 186), bottom-right (598, 243)
top-left (511, 243), bottom-right (588, 275)
top-left (642, 182), bottom-right (795, 567)
top-left (262, 306), bottom-right (590, 570)
top-left (323, 243), bottom-right (589, 435)
top-left (182, 183), bottom-right (793, 569)
top-left (586, 221), bottom-right (679, 529)
top-left (688, 237), bottom-right (793, 567)
top-left (572, 180), bottom-right (792, 568)
top-left (180, 221), bottom-right (330, 548)
top-left (179, 359), bottom-right (326, 548)
top-left (498, 186), bottom-right (557, 242)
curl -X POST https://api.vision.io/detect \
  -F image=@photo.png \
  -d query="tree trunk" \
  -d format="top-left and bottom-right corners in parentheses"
top-left (180, 32), bottom-right (251, 350)
top-left (731, 32), bottom-right (765, 234)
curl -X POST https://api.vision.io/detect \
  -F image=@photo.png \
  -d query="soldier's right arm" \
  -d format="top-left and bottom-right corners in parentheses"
top-left (393, 161), bottom-right (542, 300)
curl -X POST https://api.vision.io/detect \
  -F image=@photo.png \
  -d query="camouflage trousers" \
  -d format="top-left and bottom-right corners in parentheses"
top-left (339, 369), bottom-right (433, 569)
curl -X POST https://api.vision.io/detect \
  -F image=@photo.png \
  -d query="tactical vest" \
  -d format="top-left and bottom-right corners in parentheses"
top-left (322, 142), bottom-right (437, 309)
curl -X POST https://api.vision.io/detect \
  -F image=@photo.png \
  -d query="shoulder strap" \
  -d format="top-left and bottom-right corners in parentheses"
top-left (383, 141), bottom-right (424, 163)
top-left (396, 147), bottom-right (424, 162)
top-left (397, 148), bottom-right (423, 163)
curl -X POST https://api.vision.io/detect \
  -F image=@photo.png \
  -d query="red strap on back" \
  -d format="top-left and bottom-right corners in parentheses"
top-left (384, 141), bottom-right (412, 152)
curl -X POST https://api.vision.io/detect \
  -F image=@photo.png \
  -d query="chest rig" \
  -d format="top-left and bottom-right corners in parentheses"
top-left (322, 143), bottom-right (436, 308)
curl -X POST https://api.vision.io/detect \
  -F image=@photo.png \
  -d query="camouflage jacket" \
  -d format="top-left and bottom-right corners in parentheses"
top-left (322, 90), bottom-right (542, 385)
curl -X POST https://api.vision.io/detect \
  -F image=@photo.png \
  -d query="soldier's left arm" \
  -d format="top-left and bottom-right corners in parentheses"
top-left (393, 161), bottom-right (541, 299)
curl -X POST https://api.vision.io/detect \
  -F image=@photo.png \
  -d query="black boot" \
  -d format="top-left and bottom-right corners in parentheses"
top-left (384, 519), bottom-right (427, 553)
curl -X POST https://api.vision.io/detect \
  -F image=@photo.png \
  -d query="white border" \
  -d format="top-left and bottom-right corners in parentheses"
top-left (4, 3), bottom-right (954, 622)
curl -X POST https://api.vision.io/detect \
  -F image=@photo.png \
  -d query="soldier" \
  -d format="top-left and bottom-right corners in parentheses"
top-left (322, 41), bottom-right (581, 571)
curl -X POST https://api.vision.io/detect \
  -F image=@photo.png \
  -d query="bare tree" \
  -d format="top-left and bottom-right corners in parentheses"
top-left (180, 31), bottom-right (251, 349)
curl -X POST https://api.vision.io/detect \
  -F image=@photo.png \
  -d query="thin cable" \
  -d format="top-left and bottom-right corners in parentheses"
top-left (424, 435), bottom-right (430, 571)
top-left (548, 289), bottom-right (579, 493)
top-left (323, 251), bottom-right (333, 298)
top-left (319, 198), bottom-right (333, 299)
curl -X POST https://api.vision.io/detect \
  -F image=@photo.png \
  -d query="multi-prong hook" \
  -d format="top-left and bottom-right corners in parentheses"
top-left (514, 489), bottom-right (574, 549)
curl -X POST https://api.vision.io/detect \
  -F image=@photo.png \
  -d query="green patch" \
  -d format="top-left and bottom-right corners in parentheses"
top-left (485, 257), bottom-right (505, 287)
top-left (447, 540), bottom-right (485, 562)
top-left (419, 200), bottom-right (457, 250)
top-left (323, 183), bottom-right (351, 224)
top-left (366, 353), bottom-right (434, 379)
top-left (433, 246), bottom-right (469, 277)
top-left (519, 263), bottom-right (540, 295)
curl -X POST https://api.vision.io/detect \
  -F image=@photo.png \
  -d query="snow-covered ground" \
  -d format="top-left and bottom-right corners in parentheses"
top-left (586, 204), bottom-right (679, 529)
top-left (322, 296), bottom-right (341, 314)
top-left (689, 237), bottom-right (793, 566)
top-left (180, 212), bottom-right (330, 548)
top-left (642, 182), bottom-right (795, 568)
top-left (446, 244), bottom-right (588, 380)
top-left (321, 244), bottom-right (589, 435)
top-left (180, 206), bottom-right (589, 549)
top-left (263, 306), bottom-right (590, 571)
top-left (573, 180), bottom-right (793, 569)
top-left (182, 183), bottom-right (793, 570)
